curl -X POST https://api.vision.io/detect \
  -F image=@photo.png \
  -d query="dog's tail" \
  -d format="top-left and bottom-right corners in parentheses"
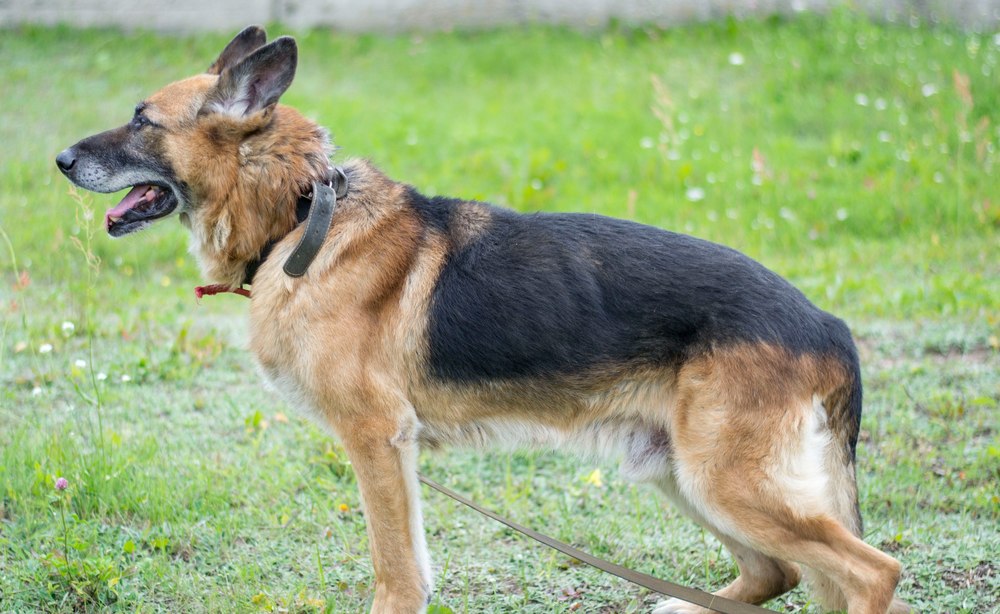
top-left (834, 336), bottom-right (865, 534)
top-left (805, 320), bottom-right (866, 610)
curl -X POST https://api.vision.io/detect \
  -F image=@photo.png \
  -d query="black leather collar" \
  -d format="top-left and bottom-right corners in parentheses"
top-left (242, 166), bottom-right (348, 286)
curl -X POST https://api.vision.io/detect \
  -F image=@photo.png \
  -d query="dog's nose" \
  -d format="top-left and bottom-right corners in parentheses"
top-left (55, 149), bottom-right (77, 172)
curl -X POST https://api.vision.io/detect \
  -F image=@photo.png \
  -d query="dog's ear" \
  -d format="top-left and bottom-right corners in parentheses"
top-left (208, 26), bottom-right (268, 75)
top-left (203, 36), bottom-right (297, 118)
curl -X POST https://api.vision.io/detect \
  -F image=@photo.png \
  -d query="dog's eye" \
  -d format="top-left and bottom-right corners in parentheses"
top-left (131, 114), bottom-right (151, 129)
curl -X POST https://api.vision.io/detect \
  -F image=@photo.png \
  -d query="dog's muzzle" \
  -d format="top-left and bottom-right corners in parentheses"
top-left (55, 145), bottom-right (181, 237)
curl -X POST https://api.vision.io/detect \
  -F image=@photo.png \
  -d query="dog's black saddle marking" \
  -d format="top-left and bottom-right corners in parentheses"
top-left (411, 193), bottom-right (857, 384)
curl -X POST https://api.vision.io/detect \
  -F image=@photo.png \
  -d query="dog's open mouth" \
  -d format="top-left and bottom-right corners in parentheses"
top-left (105, 184), bottom-right (178, 237)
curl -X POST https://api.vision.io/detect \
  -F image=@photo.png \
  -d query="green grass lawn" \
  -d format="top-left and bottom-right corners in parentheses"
top-left (1, 9), bottom-right (998, 613)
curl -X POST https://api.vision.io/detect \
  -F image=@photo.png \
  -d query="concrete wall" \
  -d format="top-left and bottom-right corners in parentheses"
top-left (1, 0), bottom-right (998, 32)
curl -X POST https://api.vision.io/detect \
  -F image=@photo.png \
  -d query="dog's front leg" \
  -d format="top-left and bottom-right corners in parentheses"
top-left (335, 409), bottom-right (431, 614)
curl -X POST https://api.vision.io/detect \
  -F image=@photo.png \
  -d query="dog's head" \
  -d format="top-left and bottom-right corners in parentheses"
top-left (56, 26), bottom-right (300, 238)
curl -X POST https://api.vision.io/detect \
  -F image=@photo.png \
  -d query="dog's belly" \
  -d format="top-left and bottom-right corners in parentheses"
top-left (418, 415), bottom-right (674, 483)
top-left (412, 373), bottom-right (677, 483)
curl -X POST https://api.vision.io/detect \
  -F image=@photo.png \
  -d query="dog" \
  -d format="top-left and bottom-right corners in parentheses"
top-left (56, 26), bottom-right (910, 614)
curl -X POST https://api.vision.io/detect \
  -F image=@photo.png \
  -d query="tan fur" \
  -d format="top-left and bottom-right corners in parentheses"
top-left (69, 32), bottom-right (909, 613)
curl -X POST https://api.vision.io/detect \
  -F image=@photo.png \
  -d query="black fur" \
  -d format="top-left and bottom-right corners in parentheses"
top-left (412, 192), bottom-right (857, 383)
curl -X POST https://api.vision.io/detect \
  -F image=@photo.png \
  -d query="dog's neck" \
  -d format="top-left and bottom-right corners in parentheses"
top-left (243, 164), bottom-right (348, 284)
top-left (182, 105), bottom-right (333, 288)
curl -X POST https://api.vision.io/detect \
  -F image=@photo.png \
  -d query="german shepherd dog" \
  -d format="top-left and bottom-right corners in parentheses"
top-left (57, 27), bottom-right (909, 614)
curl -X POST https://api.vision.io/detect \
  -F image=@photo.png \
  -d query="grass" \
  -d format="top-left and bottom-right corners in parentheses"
top-left (1, 9), bottom-right (998, 613)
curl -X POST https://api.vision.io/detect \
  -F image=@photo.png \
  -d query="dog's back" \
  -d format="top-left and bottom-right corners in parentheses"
top-left (416, 193), bottom-right (854, 379)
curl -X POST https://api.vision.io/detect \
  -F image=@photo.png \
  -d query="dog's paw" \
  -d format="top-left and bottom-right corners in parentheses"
top-left (651, 598), bottom-right (710, 614)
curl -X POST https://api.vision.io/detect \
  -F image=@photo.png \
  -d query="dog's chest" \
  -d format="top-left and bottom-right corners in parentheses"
top-left (250, 318), bottom-right (324, 420)
top-left (245, 269), bottom-right (408, 425)
top-left (246, 290), bottom-right (337, 422)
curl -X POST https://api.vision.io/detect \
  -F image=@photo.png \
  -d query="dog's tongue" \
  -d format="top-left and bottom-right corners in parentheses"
top-left (105, 184), bottom-right (152, 230)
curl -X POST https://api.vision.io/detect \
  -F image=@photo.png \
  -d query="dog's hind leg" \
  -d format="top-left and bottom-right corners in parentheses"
top-left (651, 476), bottom-right (801, 614)
top-left (660, 350), bottom-right (906, 614)
top-left (332, 405), bottom-right (431, 614)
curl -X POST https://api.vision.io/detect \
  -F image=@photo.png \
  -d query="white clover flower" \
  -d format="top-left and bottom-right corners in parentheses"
top-left (685, 187), bottom-right (705, 202)
top-left (39, 343), bottom-right (53, 354)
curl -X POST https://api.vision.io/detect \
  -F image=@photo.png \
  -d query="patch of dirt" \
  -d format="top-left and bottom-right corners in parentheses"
top-left (879, 538), bottom-right (904, 553)
top-left (854, 335), bottom-right (997, 370)
top-left (940, 560), bottom-right (997, 591)
top-left (923, 345), bottom-right (995, 364)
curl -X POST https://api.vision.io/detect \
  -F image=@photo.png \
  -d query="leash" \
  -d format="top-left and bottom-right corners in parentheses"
top-left (418, 473), bottom-right (775, 614)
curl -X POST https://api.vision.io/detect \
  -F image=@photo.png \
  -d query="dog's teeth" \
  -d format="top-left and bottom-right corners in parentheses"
top-left (109, 214), bottom-right (122, 223)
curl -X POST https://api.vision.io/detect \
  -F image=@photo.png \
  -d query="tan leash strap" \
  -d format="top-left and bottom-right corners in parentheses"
top-left (418, 473), bottom-right (775, 614)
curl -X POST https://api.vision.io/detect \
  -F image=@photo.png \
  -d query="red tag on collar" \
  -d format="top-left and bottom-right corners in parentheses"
top-left (194, 284), bottom-right (251, 299)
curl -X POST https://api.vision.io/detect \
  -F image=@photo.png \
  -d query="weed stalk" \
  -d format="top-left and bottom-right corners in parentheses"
top-left (0, 223), bottom-right (22, 367)
top-left (68, 186), bottom-right (113, 502)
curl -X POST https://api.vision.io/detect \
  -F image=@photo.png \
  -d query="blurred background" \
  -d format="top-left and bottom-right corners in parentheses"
top-left (1, 2), bottom-right (997, 612)
top-left (3, 0), bottom-right (1000, 32)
